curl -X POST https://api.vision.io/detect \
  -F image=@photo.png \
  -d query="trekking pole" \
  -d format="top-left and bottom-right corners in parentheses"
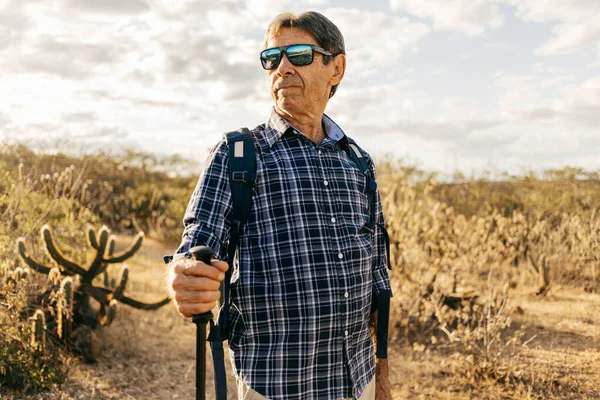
top-left (190, 245), bottom-right (215, 400)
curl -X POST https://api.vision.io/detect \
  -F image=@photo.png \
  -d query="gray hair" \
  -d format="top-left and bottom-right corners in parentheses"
top-left (264, 11), bottom-right (346, 98)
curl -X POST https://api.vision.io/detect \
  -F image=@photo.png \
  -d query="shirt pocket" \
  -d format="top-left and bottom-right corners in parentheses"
top-left (337, 166), bottom-right (371, 230)
top-left (227, 301), bottom-right (247, 351)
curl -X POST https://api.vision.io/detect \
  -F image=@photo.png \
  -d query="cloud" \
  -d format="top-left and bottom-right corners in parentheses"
top-left (62, 0), bottom-right (150, 15)
top-left (7, 119), bottom-right (138, 154)
top-left (12, 35), bottom-right (124, 80)
top-left (324, 8), bottom-right (430, 77)
top-left (72, 125), bottom-right (130, 140)
top-left (494, 67), bottom-right (577, 118)
top-left (73, 89), bottom-right (191, 111)
top-left (160, 30), bottom-right (264, 100)
top-left (494, 68), bottom-right (600, 130)
top-left (0, 111), bottom-right (10, 127)
top-left (61, 111), bottom-right (98, 123)
top-left (243, 0), bottom-right (296, 18)
top-left (555, 76), bottom-right (600, 129)
top-left (0, 3), bottom-right (31, 50)
top-left (328, 81), bottom-right (509, 160)
top-left (389, 0), bottom-right (504, 36)
top-left (517, 107), bottom-right (557, 122)
top-left (493, 70), bottom-right (600, 164)
top-left (503, 0), bottom-right (600, 55)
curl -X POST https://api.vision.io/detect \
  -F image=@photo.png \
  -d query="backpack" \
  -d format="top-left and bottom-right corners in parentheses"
top-left (171, 127), bottom-right (392, 400)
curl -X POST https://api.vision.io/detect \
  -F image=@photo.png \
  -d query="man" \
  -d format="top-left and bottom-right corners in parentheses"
top-left (166, 11), bottom-right (392, 400)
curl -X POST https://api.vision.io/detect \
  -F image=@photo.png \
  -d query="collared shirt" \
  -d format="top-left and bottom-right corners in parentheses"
top-left (175, 108), bottom-right (391, 400)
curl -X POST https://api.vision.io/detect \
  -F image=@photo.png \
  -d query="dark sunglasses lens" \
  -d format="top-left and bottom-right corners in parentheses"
top-left (286, 45), bottom-right (313, 66)
top-left (261, 48), bottom-right (281, 70)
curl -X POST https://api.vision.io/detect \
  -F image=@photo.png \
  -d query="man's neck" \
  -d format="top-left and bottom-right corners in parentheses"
top-left (277, 109), bottom-right (326, 145)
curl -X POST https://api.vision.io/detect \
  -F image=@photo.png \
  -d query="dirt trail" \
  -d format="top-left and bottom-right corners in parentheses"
top-left (5, 236), bottom-right (600, 399)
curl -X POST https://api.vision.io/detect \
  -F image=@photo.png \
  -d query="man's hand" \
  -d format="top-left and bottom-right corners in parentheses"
top-left (375, 358), bottom-right (392, 400)
top-left (165, 257), bottom-right (229, 318)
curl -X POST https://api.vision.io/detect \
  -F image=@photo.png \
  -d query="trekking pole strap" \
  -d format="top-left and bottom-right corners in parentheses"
top-left (208, 320), bottom-right (227, 400)
top-left (375, 289), bottom-right (391, 359)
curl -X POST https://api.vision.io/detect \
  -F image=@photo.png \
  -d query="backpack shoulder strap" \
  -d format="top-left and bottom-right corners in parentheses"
top-left (344, 137), bottom-right (392, 359)
top-left (224, 128), bottom-right (256, 236)
top-left (345, 137), bottom-right (370, 173)
top-left (344, 137), bottom-right (378, 229)
top-left (208, 127), bottom-right (257, 400)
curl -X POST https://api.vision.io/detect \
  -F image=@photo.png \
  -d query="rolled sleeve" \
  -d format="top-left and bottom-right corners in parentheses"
top-left (174, 140), bottom-right (231, 261)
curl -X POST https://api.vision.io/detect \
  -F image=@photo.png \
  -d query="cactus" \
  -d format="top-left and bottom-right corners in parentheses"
top-left (99, 299), bottom-right (119, 327)
top-left (4, 266), bottom-right (29, 285)
top-left (57, 277), bottom-right (74, 341)
top-left (31, 310), bottom-right (46, 353)
top-left (16, 224), bottom-right (170, 358)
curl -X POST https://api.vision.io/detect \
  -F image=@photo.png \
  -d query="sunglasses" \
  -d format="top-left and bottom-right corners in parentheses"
top-left (260, 44), bottom-right (333, 70)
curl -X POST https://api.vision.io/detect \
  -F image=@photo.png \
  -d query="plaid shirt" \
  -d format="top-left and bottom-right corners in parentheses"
top-left (175, 109), bottom-right (391, 400)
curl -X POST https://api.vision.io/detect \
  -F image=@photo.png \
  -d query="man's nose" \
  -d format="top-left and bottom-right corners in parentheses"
top-left (275, 53), bottom-right (294, 76)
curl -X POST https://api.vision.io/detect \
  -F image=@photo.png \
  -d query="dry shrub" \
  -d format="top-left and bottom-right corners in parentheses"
top-left (377, 160), bottom-right (599, 393)
top-left (0, 143), bottom-right (192, 243)
top-left (0, 159), bottom-right (95, 392)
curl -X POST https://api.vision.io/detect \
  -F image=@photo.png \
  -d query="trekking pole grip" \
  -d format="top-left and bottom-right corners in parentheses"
top-left (190, 245), bottom-right (214, 400)
top-left (190, 245), bottom-right (215, 323)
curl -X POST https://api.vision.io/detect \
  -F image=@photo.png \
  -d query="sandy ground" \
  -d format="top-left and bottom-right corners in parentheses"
top-left (3, 236), bottom-right (600, 399)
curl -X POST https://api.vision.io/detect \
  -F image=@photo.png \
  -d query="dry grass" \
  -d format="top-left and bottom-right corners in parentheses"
top-left (4, 237), bottom-right (599, 399)
top-left (2, 148), bottom-right (600, 399)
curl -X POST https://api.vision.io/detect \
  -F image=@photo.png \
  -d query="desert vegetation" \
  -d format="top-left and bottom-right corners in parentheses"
top-left (1, 143), bottom-right (599, 399)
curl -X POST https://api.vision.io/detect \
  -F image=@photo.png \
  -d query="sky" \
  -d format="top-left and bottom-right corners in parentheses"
top-left (1, 0), bottom-right (599, 177)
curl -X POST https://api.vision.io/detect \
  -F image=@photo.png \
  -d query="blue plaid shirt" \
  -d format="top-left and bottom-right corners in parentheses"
top-left (175, 109), bottom-right (391, 399)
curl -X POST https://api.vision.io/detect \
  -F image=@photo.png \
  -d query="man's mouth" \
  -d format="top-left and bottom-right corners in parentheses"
top-left (275, 79), bottom-right (301, 92)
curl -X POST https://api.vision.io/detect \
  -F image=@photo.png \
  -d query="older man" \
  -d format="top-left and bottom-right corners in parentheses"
top-left (166, 11), bottom-right (392, 400)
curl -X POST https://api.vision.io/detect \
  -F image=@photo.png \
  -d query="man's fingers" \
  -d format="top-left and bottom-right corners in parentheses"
top-left (210, 259), bottom-right (229, 273)
top-left (174, 260), bottom-right (226, 281)
top-left (176, 300), bottom-right (219, 317)
top-left (168, 258), bottom-right (229, 318)
top-left (174, 289), bottom-right (221, 304)
top-left (172, 275), bottom-right (221, 292)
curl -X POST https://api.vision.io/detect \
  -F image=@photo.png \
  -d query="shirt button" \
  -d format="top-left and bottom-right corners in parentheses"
top-left (318, 150), bottom-right (322, 155)
top-left (344, 330), bottom-right (349, 336)
top-left (323, 180), bottom-right (329, 186)
top-left (344, 292), bottom-right (349, 298)
top-left (338, 253), bottom-right (343, 259)
top-left (331, 217), bottom-right (336, 223)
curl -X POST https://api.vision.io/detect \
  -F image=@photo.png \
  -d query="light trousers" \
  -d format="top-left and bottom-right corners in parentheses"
top-left (237, 374), bottom-right (376, 400)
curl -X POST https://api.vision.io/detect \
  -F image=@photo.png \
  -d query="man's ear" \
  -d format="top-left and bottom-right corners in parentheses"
top-left (330, 54), bottom-right (346, 86)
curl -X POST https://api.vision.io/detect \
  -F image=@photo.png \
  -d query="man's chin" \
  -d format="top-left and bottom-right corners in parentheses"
top-left (275, 99), bottom-right (301, 115)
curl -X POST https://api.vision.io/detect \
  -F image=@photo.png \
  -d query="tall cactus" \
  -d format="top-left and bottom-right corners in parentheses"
top-left (31, 310), bottom-right (46, 353)
top-left (17, 224), bottom-right (170, 359)
top-left (57, 277), bottom-right (74, 341)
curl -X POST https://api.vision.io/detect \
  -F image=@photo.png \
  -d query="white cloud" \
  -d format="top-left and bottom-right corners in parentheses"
top-left (328, 81), bottom-right (508, 162)
top-left (0, 0), bottom-right (598, 174)
top-left (494, 68), bottom-right (577, 122)
top-left (555, 76), bottom-right (600, 129)
top-left (0, 2), bottom-right (30, 50)
top-left (244, 0), bottom-right (295, 18)
top-left (493, 68), bottom-right (600, 165)
top-left (390, 0), bottom-right (504, 36)
top-left (0, 111), bottom-right (10, 127)
top-left (503, 0), bottom-right (600, 55)
top-left (11, 35), bottom-right (124, 80)
top-left (242, 0), bottom-right (329, 20)
top-left (325, 8), bottom-right (429, 77)
top-left (7, 122), bottom-right (141, 155)
top-left (62, 0), bottom-right (150, 15)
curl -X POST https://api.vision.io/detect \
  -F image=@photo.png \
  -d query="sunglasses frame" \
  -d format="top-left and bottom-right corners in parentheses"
top-left (260, 44), bottom-right (334, 70)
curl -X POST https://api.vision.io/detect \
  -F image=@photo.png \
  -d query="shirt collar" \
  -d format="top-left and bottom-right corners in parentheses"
top-left (264, 107), bottom-right (346, 148)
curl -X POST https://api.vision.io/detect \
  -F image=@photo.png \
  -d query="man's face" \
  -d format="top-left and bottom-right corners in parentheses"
top-left (265, 27), bottom-right (345, 118)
